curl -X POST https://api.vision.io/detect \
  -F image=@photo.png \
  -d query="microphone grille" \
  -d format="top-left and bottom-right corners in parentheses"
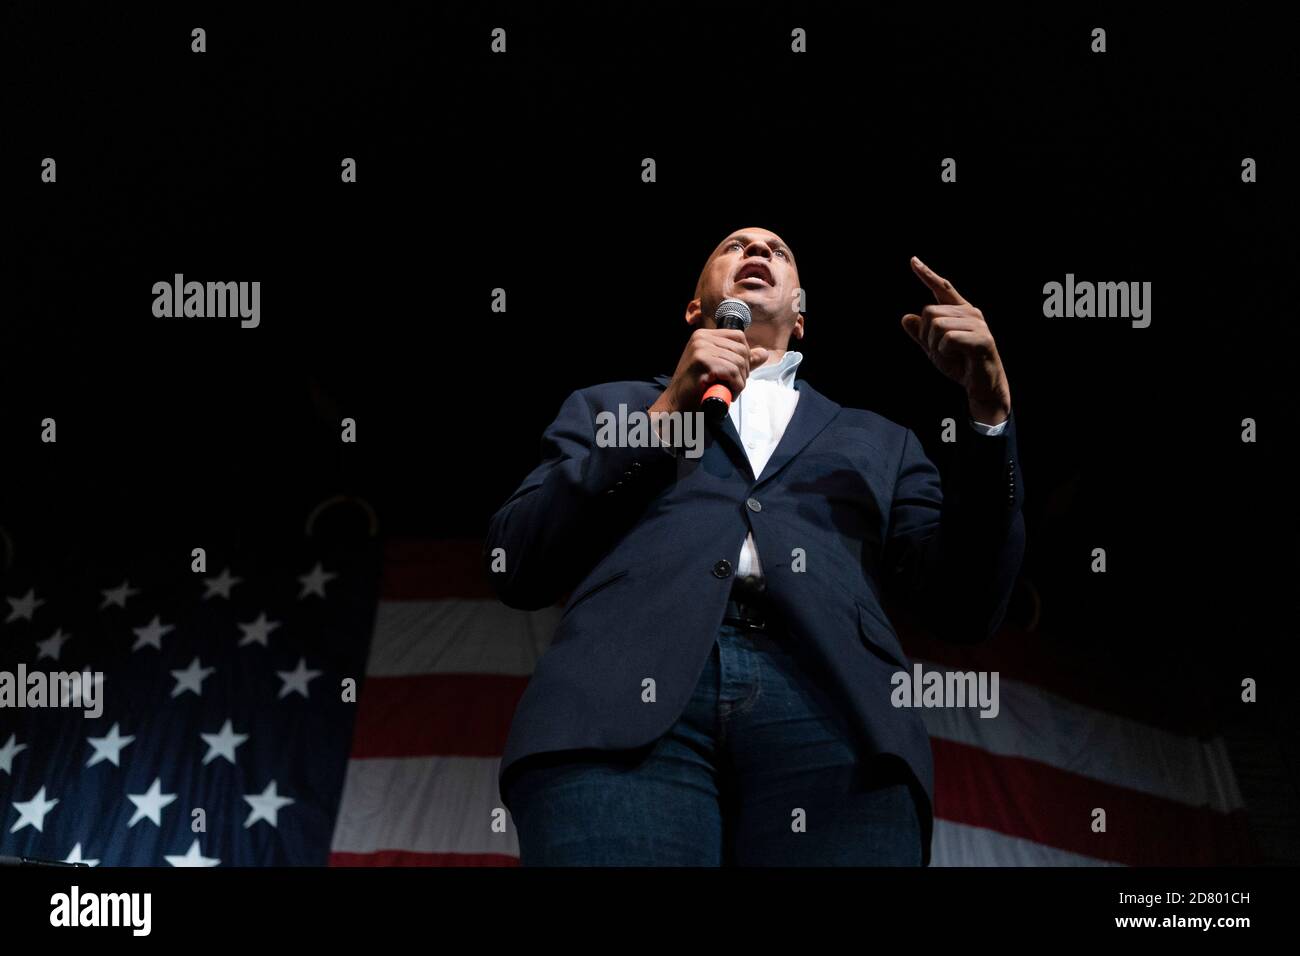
top-left (715, 297), bottom-right (752, 330)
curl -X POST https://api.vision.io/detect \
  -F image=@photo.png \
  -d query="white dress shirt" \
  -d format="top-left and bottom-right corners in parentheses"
top-left (730, 350), bottom-right (1008, 583)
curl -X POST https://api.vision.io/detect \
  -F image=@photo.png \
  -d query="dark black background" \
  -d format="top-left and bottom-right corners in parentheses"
top-left (3, 4), bottom-right (1297, 852)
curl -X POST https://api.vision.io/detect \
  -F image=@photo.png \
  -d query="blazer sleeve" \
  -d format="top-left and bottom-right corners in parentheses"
top-left (881, 411), bottom-right (1026, 643)
top-left (484, 387), bottom-right (680, 610)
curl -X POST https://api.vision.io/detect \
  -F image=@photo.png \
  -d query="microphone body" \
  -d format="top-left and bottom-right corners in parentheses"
top-left (701, 298), bottom-right (752, 422)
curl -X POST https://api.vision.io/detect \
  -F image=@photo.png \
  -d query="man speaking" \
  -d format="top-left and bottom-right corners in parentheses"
top-left (485, 227), bottom-right (1024, 865)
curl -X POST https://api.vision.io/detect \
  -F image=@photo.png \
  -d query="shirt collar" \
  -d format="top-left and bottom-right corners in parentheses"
top-left (749, 350), bottom-right (803, 389)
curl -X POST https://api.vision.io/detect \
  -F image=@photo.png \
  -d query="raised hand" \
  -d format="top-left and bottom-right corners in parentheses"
top-left (901, 256), bottom-right (1011, 425)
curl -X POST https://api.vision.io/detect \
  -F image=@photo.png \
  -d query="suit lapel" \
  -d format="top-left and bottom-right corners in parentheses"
top-left (651, 372), bottom-right (838, 484)
top-left (652, 372), bottom-right (751, 476)
top-left (650, 374), bottom-right (754, 476)
top-left (711, 411), bottom-right (750, 477)
top-left (752, 379), bottom-right (840, 488)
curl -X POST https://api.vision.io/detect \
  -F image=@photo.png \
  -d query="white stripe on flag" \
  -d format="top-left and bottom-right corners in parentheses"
top-left (932, 819), bottom-right (1121, 866)
top-left (331, 755), bottom-right (519, 858)
top-left (913, 659), bottom-right (1244, 813)
top-left (366, 600), bottom-right (561, 677)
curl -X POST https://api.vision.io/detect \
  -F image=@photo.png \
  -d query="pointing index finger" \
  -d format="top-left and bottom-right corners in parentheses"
top-left (911, 256), bottom-right (968, 306)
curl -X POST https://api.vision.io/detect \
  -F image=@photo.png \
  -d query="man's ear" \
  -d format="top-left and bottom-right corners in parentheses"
top-left (793, 311), bottom-right (806, 340)
top-left (684, 297), bottom-right (704, 328)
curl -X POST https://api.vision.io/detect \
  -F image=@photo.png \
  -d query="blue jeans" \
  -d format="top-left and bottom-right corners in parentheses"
top-left (505, 620), bottom-right (923, 866)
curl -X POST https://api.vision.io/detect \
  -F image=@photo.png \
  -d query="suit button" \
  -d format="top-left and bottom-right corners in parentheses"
top-left (746, 497), bottom-right (762, 513)
top-left (713, 559), bottom-right (733, 579)
top-left (631, 461), bottom-right (642, 471)
top-left (622, 471), bottom-right (633, 480)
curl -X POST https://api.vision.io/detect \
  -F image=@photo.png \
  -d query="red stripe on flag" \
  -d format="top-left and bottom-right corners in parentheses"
top-left (381, 538), bottom-right (498, 600)
top-left (351, 673), bottom-right (528, 758)
top-left (897, 619), bottom-right (1222, 738)
top-left (932, 737), bottom-right (1256, 865)
top-left (330, 850), bottom-right (519, 867)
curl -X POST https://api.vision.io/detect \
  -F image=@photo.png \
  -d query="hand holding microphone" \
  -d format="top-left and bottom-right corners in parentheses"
top-left (650, 299), bottom-right (768, 422)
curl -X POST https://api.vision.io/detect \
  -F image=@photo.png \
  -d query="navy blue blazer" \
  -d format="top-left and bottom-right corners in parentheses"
top-left (485, 372), bottom-right (1025, 865)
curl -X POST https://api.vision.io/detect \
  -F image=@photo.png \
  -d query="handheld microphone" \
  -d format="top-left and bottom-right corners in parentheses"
top-left (701, 298), bottom-right (752, 422)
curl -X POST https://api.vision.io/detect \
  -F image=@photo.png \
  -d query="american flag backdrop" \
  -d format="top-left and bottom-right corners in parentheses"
top-left (0, 541), bottom-right (382, 866)
top-left (2, 538), bottom-right (1254, 866)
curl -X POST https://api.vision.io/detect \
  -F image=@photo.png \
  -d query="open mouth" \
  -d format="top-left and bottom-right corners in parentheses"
top-left (734, 261), bottom-right (774, 286)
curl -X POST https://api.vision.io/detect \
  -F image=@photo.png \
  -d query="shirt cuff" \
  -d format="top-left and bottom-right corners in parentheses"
top-left (969, 417), bottom-right (1008, 437)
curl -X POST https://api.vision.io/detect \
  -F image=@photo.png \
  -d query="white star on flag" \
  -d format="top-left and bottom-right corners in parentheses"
top-left (36, 628), bottom-right (72, 661)
top-left (165, 838), bottom-right (220, 867)
top-left (297, 562), bottom-right (337, 599)
top-left (6, 588), bottom-right (45, 623)
top-left (170, 657), bottom-right (215, 697)
top-left (276, 658), bottom-right (322, 699)
top-left (10, 785), bottom-right (58, 833)
top-left (86, 723), bottom-right (136, 767)
top-left (200, 719), bottom-right (249, 765)
top-left (243, 780), bottom-right (294, 828)
top-left (237, 612), bottom-right (281, 647)
top-left (127, 778), bottom-right (178, 827)
top-left (100, 579), bottom-right (141, 610)
top-left (64, 843), bottom-right (99, 867)
top-left (202, 567), bottom-right (243, 600)
top-left (0, 733), bottom-right (28, 775)
top-left (131, 615), bottom-right (175, 652)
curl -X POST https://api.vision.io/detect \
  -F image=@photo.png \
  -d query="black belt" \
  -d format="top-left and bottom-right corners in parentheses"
top-left (723, 577), bottom-right (773, 630)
